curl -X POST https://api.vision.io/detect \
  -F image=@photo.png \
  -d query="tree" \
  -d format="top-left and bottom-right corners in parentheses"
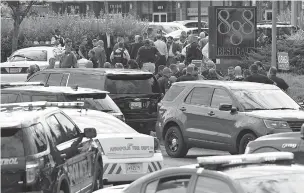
top-left (4, 1), bottom-right (36, 52)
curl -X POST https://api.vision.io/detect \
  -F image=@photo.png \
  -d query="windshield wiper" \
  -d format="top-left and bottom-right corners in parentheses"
top-left (101, 109), bottom-right (114, 112)
top-left (269, 108), bottom-right (296, 110)
top-left (13, 54), bottom-right (35, 61)
top-left (245, 108), bottom-right (270, 111)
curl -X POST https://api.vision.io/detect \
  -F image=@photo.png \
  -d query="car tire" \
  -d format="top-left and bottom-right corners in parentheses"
top-left (238, 133), bottom-right (256, 154)
top-left (165, 126), bottom-right (188, 158)
top-left (93, 162), bottom-right (103, 191)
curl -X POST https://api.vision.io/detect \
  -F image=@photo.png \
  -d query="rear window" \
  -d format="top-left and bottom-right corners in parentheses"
top-left (162, 85), bottom-right (185, 101)
top-left (66, 95), bottom-right (121, 113)
top-left (1, 93), bottom-right (21, 104)
top-left (1, 124), bottom-right (47, 157)
top-left (11, 50), bottom-right (47, 62)
top-left (67, 73), bottom-right (105, 90)
top-left (105, 75), bottom-right (160, 94)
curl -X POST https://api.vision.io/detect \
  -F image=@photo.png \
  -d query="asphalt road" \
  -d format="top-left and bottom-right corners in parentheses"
top-left (161, 145), bottom-right (230, 168)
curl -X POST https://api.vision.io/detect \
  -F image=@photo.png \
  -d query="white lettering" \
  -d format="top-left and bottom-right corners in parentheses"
top-left (1, 158), bottom-right (18, 165)
top-left (282, 144), bottom-right (297, 149)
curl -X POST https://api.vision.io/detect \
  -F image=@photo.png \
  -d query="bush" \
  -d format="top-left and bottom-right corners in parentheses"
top-left (1, 13), bottom-right (148, 62)
top-left (240, 30), bottom-right (304, 74)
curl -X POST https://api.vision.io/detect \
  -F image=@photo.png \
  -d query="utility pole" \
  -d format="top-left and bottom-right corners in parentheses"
top-left (198, 1), bottom-right (201, 34)
top-left (271, 1), bottom-right (277, 68)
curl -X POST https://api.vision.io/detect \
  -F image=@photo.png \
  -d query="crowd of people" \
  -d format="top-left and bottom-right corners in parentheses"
top-left (28, 28), bottom-right (289, 95)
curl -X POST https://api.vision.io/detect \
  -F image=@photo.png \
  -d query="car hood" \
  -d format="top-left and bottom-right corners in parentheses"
top-left (1, 61), bottom-right (48, 68)
top-left (245, 110), bottom-right (304, 120)
top-left (93, 184), bottom-right (129, 193)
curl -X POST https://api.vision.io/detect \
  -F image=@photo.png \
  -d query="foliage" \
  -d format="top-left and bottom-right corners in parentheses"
top-left (240, 30), bottom-right (304, 74)
top-left (1, 13), bottom-right (148, 62)
top-left (279, 73), bottom-right (304, 102)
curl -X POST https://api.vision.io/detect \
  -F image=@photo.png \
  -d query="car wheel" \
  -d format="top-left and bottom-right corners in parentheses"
top-left (93, 162), bottom-right (103, 190)
top-left (239, 133), bottom-right (256, 154)
top-left (165, 126), bottom-right (188, 158)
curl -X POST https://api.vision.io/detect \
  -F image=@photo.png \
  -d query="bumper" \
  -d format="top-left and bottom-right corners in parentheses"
top-left (268, 128), bottom-right (293, 134)
top-left (126, 119), bottom-right (157, 134)
top-left (102, 153), bottom-right (163, 183)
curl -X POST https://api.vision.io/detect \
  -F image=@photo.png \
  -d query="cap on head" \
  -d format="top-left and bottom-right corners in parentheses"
top-left (234, 66), bottom-right (242, 75)
top-left (250, 64), bottom-right (259, 73)
top-left (254, 61), bottom-right (263, 68)
top-left (144, 39), bottom-right (150, 45)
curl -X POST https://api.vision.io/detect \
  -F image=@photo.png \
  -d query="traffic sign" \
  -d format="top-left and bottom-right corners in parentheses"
top-left (277, 52), bottom-right (290, 71)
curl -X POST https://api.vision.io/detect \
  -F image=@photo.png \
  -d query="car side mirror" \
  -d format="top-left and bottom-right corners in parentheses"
top-left (84, 128), bottom-right (97, 139)
top-left (219, 103), bottom-right (232, 111)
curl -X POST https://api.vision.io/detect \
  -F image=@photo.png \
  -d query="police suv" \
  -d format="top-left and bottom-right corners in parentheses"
top-left (245, 124), bottom-right (304, 164)
top-left (1, 101), bottom-right (104, 193)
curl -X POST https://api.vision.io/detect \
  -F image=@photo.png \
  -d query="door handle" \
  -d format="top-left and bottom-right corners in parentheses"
top-left (180, 107), bottom-right (186, 111)
top-left (208, 111), bottom-right (215, 116)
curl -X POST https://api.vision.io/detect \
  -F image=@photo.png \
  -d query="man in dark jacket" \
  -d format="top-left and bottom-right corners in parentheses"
top-left (100, 31), bottom-right (114, 62)
top-left (184, 35), bottom-right (203, 65)
top-left (158, 67), bottom-right (172, 94)
top-left (268, 67), bottom-right (289, 91)
top-left (244, 64), bottom-right (274, 85)
top-left (176, 66), bottom-right (197, 82)
top-left (130, 35), bottom-right (144, 59)
top-left (136, 39), bottom-right (161, 69)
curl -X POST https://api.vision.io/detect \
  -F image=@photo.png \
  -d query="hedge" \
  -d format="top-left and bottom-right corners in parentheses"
top-left (1, 13), bottom-right (148, 62)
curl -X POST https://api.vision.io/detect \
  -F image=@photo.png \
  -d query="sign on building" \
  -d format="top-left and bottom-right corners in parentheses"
top-left (208, 6), bottom-right (257, 59)
top-left (187, 8), bottom-right (208, 16)
top-left (277, 52), bottom-right (290, 71)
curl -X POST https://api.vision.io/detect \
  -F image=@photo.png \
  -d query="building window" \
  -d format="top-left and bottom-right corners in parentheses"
top-left (263, 10), bottom-right (272, 21)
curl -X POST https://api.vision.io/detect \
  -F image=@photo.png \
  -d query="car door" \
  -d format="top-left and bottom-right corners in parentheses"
top-left (54, 112), bottom-right (95, 193)
top-left (1, 92), bottom-right (22, 104)
top-left (142, 173), bottom-right (195, 193)
top-left (179, 86), bottom-right (215, 147)
top-left (26, 72), bottom-right (49, 83)
top-left (46, 73), bottom-right (69, 86)
top-left (208, 88), bottom-right (239, 150)
top-left (45, 113), bottom-right (90, 193)
top-left (193, 175), bottom-right (239, 193)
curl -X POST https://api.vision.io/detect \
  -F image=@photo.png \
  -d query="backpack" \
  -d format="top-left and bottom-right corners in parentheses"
top-left (113, 48), bottom-right (127, 66)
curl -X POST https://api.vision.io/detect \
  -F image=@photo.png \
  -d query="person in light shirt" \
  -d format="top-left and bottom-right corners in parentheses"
top-left (154, 34), bottom-right (168, 68)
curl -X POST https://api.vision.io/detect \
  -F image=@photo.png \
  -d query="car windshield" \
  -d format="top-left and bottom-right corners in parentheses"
top-left (106, 76), bottom-right (160, 94)
top-left (237, 173), bottom-right (304, 193)
top-left (232, 89), bottom-right (301, 111)
top-left (11, 50), bottom-right (47, 62)
top-left (162, 25), bottom-right (182, 33)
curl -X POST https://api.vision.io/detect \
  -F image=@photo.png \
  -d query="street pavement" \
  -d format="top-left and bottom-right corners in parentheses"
top-left (161, 145), bottom-right (229, 168)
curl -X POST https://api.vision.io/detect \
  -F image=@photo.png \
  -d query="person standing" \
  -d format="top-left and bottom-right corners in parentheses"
top-left (136, 39), bottom-right (161, 69)
top-left (155, 65), bottom-right (165, 80)
top-left (224, 66), bottom-right (236, 81)
top-left (158, 67), bottom-right (172, 94)
top-left (130, 35), bottom-right (144, 60)
top-left (184, 35), bottom-right (203, 66)
top-left (233, 66), bottom-right (244, 81)
top-left (88, 50), bottom-right (99, 68)
top-left (46, 58), bottom-right (56, 69)
top-left (100, 31), bottom-right (114, 62)
top-left (268, 67), bottom-right (289, 91)
top-left (113, 36), bottom-right (125, 51)
top-left (110, 42), bottom-right (130, 67)
top-left (59, 38), bottom-right (78, 68)
top-left (154, 34), bottom-right (168, 68)
top-left (51, 29), bottom-right (65, 47)
top-left (254, 61), bottom-right (267, 76)
top-left (93, 40), bottom-right (106, 68)
top-left (243, 64), bottom-right (274, 84)
top-left (169, 64), bottom-right (182, 78)
top-left (201, 60), bottom-right (223, 78)
top-left (166, 36), bottom-right (181, 66)
top-left (78, 36), bottom-right (88, 59)
top-left (176, 66), bottom-right (197, 82)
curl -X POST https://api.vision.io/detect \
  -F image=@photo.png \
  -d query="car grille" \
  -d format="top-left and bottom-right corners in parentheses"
top-left (287, 121), bottom-right (304, 131)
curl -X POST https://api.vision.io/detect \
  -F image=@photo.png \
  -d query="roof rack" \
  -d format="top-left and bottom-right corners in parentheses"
top-left (197, 152), bottom-right (294, 170)
top-left (1, 82), bottom-right (45, 88)
top-left (1, 101), bottom-right (84, 111)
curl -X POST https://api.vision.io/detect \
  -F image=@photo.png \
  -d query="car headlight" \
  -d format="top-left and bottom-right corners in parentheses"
top-left (264, 120), bottom-right (290, 129)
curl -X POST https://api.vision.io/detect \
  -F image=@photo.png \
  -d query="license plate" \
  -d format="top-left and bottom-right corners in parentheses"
top-left (126, 163), bottom-right (142, 174)
top-left (130, 102), bottom-right (142, 109)
top-left (9, 68), bottom-right (21, 73)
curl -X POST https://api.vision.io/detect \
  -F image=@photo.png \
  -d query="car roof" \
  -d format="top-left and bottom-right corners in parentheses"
top-left (2, 86), bottom-right (109, 94)
top-left (38, 68), bottom-right (154, 75)
top-left (13, 46), bottom-right (57, 52)
top-left (173, 80), bottom-right (279, 90)
top-left (62, 108), bottom-right (113, 119)
top-left (223, 164), bottom-right (304, 180)
top-left (0, 107), bottom-right (58, 128)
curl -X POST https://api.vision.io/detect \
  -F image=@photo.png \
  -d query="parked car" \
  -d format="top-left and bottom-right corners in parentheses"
top-left (1, 101), bottom-right (104, 193)
top-left (245, 124), bottom-right (304, 164)
top-left (94, 152), bottom-right (304, 193)
top-left (165, 27), bottom-right (208, 40)
top-left (148, 22), bottom-right (187, 35)
top-left (174, 20), bottom-right (208, 28)
top-left (1, 84), bottom-right (125, 121)
top-left (63, 108), bottom-right (163, 184)
top-left (156, 80), bottom-right (304, 157)
top-left (26, 68), bottom-right (162, 134)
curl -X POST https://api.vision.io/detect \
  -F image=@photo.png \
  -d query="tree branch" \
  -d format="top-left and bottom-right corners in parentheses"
top-left (21, 1), bottom-right (36, 21)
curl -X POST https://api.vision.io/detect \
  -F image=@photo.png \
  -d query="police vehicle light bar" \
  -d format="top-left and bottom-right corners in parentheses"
top-left (1, 82), bottom-right (44, 88)
top-left (197, 152), bottom-right (294, 168)
top-left (1, 101), bottom-right (84, 110)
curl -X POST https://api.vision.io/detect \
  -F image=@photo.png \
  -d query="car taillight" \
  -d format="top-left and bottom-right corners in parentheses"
top-left (26, 160), bottom-right (41, 185)
top-left (154, 137), bottom-right (161, 153)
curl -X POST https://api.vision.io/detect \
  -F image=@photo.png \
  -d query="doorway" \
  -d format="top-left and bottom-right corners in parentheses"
top-left (153, 13), bottom-right (167, 22)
